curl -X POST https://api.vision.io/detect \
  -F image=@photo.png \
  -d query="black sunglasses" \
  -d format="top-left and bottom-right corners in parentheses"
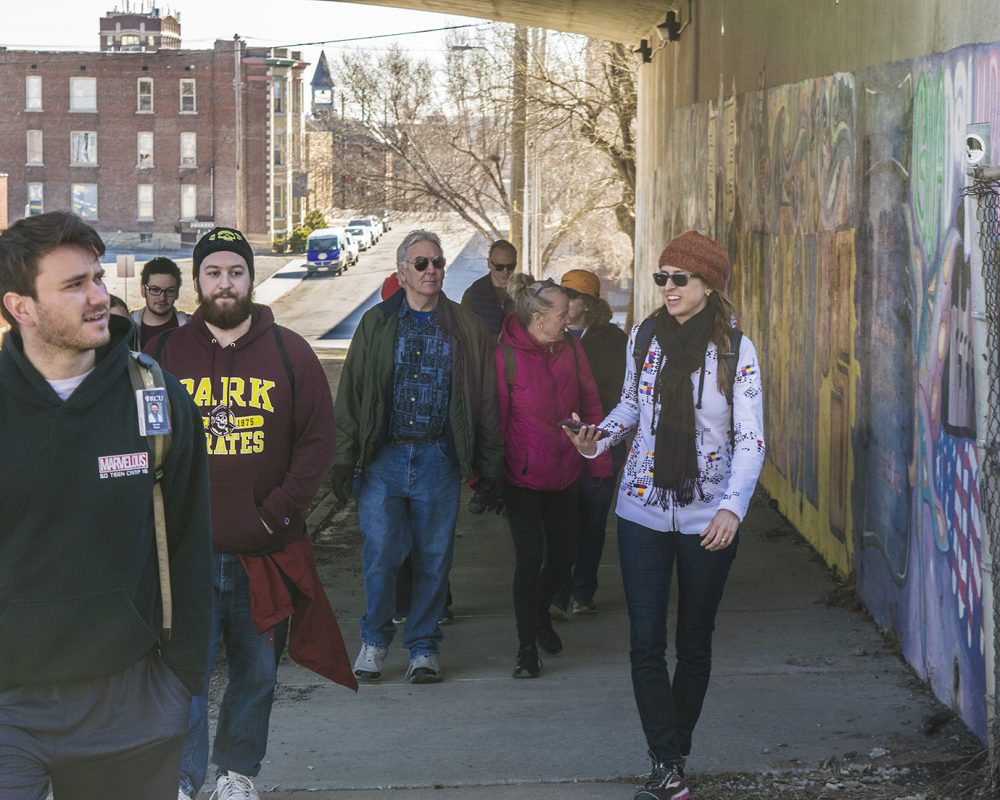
top-left (490, 259), bottom-right (516, 272)
top-left (652, 270), bottom-right (700, 288)
top-left (409, 255), bottom-right (447, 271)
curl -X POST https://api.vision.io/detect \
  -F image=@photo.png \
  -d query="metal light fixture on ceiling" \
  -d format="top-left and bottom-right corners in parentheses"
top-left (632, 39), bottom-right (652, 64)
top-left (656, 1), bottom-right (691, 42)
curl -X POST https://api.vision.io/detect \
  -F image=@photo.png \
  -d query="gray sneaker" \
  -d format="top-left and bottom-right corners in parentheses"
top-left (404, 651), bottom-right (442, 684)
top-left (572, 598), bottom-right (598, 615)
top-left (353, 642), bottom-right (388, 682)
top-left (210, 771), bottom-right (259, 800)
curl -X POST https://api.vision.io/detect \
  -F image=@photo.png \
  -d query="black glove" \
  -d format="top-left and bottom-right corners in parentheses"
top-left (330, 464), bottom-right (355, 505)
top-left (477, 477), bottom-right (506, 515)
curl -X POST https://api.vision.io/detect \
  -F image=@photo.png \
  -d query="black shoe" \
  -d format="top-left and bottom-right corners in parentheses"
top-left (634, 752), bottom-right (690, 800)
top-left (536, 620), bottom-right (563, 655)
top-left (512, 643), bottom-right (541, 678)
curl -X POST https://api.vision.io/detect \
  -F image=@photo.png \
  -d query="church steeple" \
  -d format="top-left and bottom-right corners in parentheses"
top-left (311, 50), bottom-right (334, 110)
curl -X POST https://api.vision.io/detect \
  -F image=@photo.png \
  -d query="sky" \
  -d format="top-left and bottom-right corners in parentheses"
top-left (0, 0), bottom-right (496, 86)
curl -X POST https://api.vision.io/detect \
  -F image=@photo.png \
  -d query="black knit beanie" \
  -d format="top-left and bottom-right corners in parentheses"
top-left (192, 227), bottom-right (254, 279)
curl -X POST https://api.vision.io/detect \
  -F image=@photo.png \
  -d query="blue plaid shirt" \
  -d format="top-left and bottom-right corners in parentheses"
top-left (390, 297), bottom-right (452, 441)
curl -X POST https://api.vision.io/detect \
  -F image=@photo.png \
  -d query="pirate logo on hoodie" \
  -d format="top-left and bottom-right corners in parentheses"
top-left (209, 403), bottom-right (237, 437)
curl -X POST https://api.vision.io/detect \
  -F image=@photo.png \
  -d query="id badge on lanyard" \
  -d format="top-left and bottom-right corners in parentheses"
top-left (137, 388), bottom-right (172, 436)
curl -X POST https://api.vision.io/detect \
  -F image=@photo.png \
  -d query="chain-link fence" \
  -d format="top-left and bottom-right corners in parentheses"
top-left (963, 177), bottom-right (1000, 788)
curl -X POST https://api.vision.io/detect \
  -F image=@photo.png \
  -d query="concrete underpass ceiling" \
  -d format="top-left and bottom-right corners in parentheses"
top-left (323, 0), bottom-right (668, 44)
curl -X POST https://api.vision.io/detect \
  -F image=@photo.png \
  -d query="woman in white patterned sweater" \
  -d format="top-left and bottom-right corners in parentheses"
top-left (565, 230), bottom-right (765, 800)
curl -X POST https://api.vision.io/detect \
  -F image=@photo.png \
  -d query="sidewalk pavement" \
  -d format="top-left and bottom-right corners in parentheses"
top-left (199, 488), bottom-right (974, 797)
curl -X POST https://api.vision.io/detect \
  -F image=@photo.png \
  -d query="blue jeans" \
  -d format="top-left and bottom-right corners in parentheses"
top-left (554, 475), bottom-right (615, 607)
top-left (617, 516), bottom-right (737, 765)
top-left (356, 441), bottom-right (460, 655)
top-left (179, 555), bottom-right (288, 796)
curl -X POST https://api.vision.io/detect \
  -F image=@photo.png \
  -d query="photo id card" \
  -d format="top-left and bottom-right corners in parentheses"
top-left (137, 388), bottom-right (171, 436)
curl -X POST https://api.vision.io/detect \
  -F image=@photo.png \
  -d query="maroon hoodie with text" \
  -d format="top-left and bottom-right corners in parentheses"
top-left (148, 304), bottom-right (335, 554)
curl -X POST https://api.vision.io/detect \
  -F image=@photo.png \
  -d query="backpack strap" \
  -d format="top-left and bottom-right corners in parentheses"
top-left (722, 328), bottom-right (743, 404)
top-left (126, 351), bottom-right (173, 641)
top-left (272, 326), bottom-right (296, 405)
top-left (631, 314), bottom-right (659, 399)
top-left (152, 326), bottom-right (175, 362)
top-left (501, 341), bottom-right (516, 408)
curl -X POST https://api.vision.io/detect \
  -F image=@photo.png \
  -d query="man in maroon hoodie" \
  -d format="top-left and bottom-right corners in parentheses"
top-left (148, 226), bottom-right (355, 800)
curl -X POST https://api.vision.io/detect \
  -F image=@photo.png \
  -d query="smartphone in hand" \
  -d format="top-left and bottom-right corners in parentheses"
top-left (558, 418), bottom-right (606, 438)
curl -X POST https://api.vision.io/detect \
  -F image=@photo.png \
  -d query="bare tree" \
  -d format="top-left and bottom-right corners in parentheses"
top-left (527, 37), bottom-right (637, 255)
top-left (331, 30), bottom-right (636, 277)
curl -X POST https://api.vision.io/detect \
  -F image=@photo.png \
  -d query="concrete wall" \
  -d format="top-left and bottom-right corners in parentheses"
top-left (634, 0), bottom-right (999, 739)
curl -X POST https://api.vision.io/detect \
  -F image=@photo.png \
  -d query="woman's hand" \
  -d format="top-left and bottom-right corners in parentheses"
top-left (700, 509), bottom-right (740, 550)
top-left (562, 412), bottom-right (603, 457)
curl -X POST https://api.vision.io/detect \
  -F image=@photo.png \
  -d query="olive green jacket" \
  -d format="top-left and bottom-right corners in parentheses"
top-left (334, 290), bottom-right (504, 481)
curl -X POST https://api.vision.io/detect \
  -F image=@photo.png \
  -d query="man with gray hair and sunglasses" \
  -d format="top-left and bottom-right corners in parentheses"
top-left (331, 229), bottom-right (505, 684)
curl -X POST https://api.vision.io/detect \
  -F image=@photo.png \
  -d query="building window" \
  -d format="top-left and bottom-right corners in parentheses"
top-left (25, 75), bottom-right (42, 111)
top-left (26, 130), bottom-right (43, 165)
top-left (137, 132), bottom-right (154, 167)
top-left (180, 132), bottom-right (197, 167)
top-left (274, 139), bottom-right (283, 167)
top-left (120, 34), bottom-right (140, 50)
top-left (137, 78), bottom-right (153, 112)
top-left (273, 190), bottom-right (285, 220)
top-left (138, 184), bottom-right (154, 219)
top-left (70, 131), bottom-right (98, 166)
top-left (71, 183), bottom-right (98, 219)
top-left (69, 77), bottom-right (97, 112)
top-left (180, 185), bottom-right (197, 219)
top-left (27, 183), bottom-right (44, 216)
top-left (180, 78), bottom-right (196, 113)
top-left (273, 79), bottom-right (284, 114)
top-left (140, 232), bottom-right (154, 243)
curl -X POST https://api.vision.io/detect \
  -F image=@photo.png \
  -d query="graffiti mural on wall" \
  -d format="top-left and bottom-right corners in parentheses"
top-left (662, 44), bottom-right (992, 738)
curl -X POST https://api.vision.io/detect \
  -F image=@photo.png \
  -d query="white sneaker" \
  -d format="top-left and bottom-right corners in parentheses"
top-left (404, 651), bottom-right (442, 684)
top-left (210, 771), bottom-right (258, 800)
top-left (353, 642), bottom-right (388, 681)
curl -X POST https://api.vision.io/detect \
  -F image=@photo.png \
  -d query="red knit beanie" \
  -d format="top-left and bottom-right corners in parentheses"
top-left (657, 230), bottom-right (730, 290)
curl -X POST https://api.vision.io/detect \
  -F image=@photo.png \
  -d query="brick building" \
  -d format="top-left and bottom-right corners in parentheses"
top-left (304, 49), bottom-right (393, 218)
top-left (100, 6), bottom-right (181, 53)
top-left (0, 14), bottom-right (307, 249)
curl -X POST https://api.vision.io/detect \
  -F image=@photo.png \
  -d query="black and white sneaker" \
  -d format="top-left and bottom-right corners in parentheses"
top-left (512, 643), bottom-right (542, 678)
top-left (634, 753), bottom-right (690, 800)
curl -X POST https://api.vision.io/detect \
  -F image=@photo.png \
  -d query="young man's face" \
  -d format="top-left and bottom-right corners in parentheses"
top-left (11, 245), bottom-right (110, 355)
top-left (143, 272), bottom-right (180, 317)
top-left (196, 252), bottom-right (253, 330)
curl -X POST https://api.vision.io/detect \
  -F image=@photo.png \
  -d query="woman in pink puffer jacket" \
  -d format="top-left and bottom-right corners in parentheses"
top-left (496, 274), bottom-right (611, 679)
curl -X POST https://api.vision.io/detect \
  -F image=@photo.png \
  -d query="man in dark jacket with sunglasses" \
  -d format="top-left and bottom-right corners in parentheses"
top-left (460, 239), bottom-right (517, 338)
top-left (331, 229), bottom-right (504, 685)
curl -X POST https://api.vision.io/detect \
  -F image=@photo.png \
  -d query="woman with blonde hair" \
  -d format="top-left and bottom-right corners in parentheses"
top-left (496, 273), bottom-right (611, 678)
top-left (566, 231), bottom-right (765, 800)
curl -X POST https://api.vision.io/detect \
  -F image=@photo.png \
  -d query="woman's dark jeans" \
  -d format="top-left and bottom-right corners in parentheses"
top-left (505, 484), bottom-right (579, 646)
top-left (617, 515), bottom-right (737, 765)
